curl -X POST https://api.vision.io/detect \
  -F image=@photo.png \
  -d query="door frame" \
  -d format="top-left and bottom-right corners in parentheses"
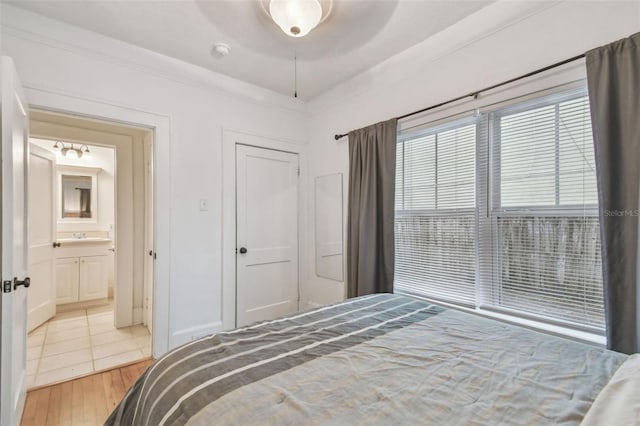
top-left (221, 129), bottom-right (307, 331)
top-left (23, 87), bottom-right (171, 358)
top-left (143, 131), bottom-right (154, 333)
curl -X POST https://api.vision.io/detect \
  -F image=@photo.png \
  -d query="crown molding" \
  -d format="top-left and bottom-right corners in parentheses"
top-left (1, 4), bottom-right (307, 115)
top-left (306, 0), bottom-right (562, 116)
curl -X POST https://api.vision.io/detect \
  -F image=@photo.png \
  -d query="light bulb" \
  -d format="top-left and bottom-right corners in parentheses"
top-left (269, 0), bottom-right (322, 38)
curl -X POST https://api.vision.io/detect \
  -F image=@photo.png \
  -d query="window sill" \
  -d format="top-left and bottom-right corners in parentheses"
top-left (396, 290), bottom-right (606, 347)
top-left (471, 308), bottom-right (606, 347)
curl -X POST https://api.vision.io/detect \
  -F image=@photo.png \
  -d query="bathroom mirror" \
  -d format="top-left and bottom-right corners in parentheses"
top-left (315, 173), bottom-right (344, 282)
top-left (61, 175), bottom-right (92, 218)
top-left (58, 166), bottom-right (100, 223)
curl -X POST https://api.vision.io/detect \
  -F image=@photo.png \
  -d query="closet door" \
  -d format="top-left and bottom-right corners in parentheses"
top-left (236, 144), bottom-right (299, 327)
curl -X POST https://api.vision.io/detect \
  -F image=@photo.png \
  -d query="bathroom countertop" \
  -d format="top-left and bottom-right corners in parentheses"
top-left (57, 237), bottom-right (113, 245)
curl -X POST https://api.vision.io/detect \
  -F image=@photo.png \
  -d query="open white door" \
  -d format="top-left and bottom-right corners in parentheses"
top-left (236, 144), bottom-right (299, 327)
top-left (143, 131), bottom-right (154, 333)
top-left (0, 56), bottom-right (30, 426)
top-left (27, 144), bottom-right (56, 332)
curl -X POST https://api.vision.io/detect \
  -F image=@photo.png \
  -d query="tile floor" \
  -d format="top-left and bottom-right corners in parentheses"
top-left (27, 304), bottom-right (151, 389)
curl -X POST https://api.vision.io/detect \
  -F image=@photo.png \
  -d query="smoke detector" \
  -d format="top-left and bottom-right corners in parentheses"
top-left (211, 43), bottom-right (231, 59)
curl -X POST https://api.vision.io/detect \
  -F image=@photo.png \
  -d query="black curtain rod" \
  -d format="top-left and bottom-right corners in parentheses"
top-left (333, 53), bottom-right (586, 141)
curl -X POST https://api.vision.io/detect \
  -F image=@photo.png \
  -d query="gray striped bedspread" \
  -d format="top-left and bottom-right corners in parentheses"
top-left (106, 294), bottom-right (627, 425)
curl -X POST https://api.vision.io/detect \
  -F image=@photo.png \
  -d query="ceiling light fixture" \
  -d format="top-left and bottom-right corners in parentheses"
top-left (269, 0), bottom-right (323, 38)
top-left (53, 141), bottom-right (90, 159)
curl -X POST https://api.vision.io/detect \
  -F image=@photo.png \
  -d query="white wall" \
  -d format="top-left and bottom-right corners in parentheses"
top-left (302, 1), bottom-right (640, 308)
top-left (1, 4), bottom-right (308, 349)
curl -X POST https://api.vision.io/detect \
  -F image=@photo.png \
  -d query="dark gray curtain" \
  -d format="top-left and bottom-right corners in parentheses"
top-left (347, 118), bottom-right (397, 297)
top-left (586, 32), bottom-right (640, 354)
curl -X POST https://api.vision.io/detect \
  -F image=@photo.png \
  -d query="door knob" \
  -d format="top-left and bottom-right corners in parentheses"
top-left (239, 247), bottom-right (248, 254)
top-left (13, 277), bottom-right (31, 290)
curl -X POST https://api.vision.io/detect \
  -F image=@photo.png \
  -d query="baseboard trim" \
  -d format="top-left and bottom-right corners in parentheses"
top-left (56, 298), bottom-right (111, 313)
top-left (170, 321), bottom-right (223, 348)
top-left (303, 301), bottom-right (322, 310)
top-left (133, 307), bottom-right (143, 325)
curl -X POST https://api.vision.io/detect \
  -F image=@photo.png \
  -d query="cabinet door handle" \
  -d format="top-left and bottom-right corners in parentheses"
top-left (53, 242), bottom-right (61, 248)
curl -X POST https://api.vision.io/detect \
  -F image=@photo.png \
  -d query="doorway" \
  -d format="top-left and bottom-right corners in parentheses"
top-left (25, 111), bottom-right (154, 388)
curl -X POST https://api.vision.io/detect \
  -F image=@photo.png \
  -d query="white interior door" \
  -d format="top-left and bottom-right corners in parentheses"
top-left (27, 144), bottom-right (56, 332)
top-left (236, 144), bottom-right (299, 327)
top-left (143, 132), bottom-right (154, 332)
top-left (0, 56), bottom-right (30, 426)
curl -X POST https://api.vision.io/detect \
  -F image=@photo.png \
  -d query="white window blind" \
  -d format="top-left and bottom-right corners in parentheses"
top-left (395, 121), bottom-right (477, 306)
top-left (394, 85), bottom-right (604, 334)
top-left (482, 92), bottom-right (604, 330)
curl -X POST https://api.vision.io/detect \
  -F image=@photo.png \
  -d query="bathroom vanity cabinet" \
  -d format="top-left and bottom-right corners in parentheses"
top-left (54, 240), bottom-right (111, 305)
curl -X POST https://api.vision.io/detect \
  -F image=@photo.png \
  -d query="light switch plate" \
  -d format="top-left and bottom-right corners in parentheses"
top-left (199, 198), bottom-right (209, 211)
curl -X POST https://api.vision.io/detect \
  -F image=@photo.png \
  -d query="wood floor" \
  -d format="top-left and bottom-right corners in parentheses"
top-left (21, 358), bottom-right (152, 426)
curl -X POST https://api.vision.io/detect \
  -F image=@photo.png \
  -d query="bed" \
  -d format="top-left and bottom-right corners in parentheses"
top-left (106, 293), bottom-right (639, 425)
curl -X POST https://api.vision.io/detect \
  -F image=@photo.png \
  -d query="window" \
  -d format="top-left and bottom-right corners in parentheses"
top-left (395, 120), bottom-right (477, 306)
top-left (484, 92), bottom-right (603, 329)
top-left (395, 86), bottom-right (604, 333)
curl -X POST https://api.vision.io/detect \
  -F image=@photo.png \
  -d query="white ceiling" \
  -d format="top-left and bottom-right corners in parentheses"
top-left (8, 0), bottom-right (493, 100)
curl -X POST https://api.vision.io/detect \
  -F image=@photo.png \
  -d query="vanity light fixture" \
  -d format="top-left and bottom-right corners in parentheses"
top-left (269, 0), bottom-right (323, 37)
top-left (53, 141), bottom-right (90, 159)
